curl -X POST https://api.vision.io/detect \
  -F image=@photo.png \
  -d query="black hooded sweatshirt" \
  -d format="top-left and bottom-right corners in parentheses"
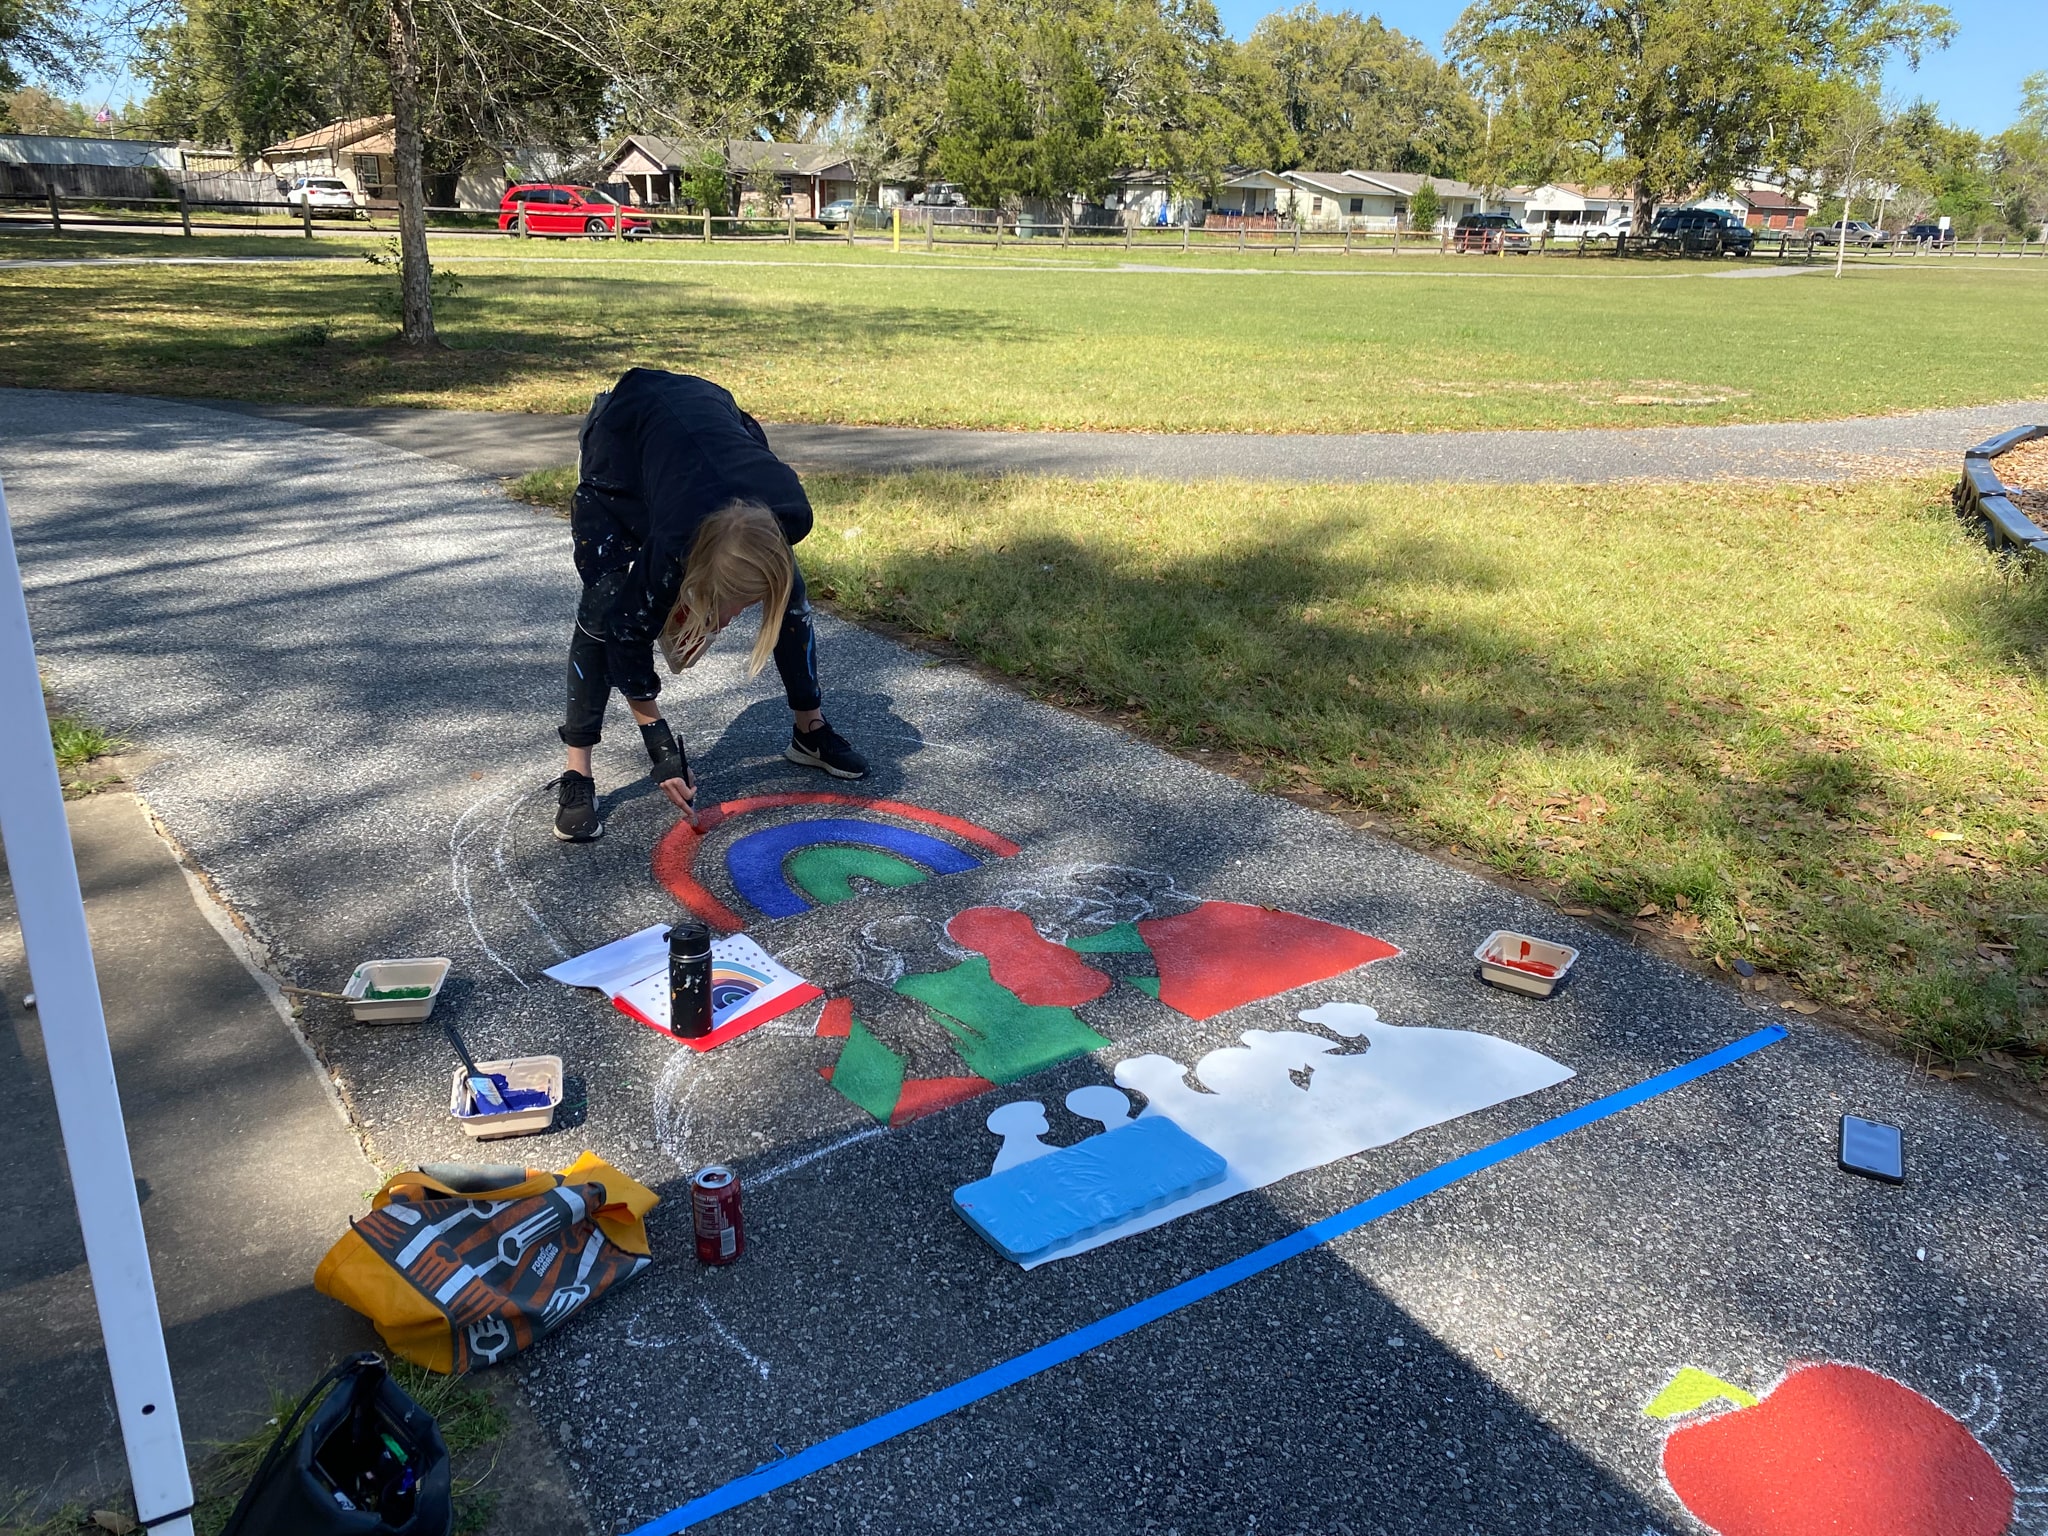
top-left (571, 369), bottom-right (812, 700)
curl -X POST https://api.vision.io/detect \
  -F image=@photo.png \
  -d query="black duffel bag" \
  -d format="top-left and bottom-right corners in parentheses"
top-left (221, 1353), bottom-right (452, 1536)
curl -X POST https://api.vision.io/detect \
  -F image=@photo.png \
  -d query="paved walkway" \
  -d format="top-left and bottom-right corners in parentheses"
top-left (0, 789), bottom-right (380, 1512)
top-left (4, 390), bottom-right (2043, 1536)
top-left (185, 394), bottom-right (2048, 484)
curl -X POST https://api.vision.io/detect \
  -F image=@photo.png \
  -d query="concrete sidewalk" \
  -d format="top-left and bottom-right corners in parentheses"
top-left (0, 788), bottom-right (584, 1532)
top-left (186, 392), bottom-right (2048, 484)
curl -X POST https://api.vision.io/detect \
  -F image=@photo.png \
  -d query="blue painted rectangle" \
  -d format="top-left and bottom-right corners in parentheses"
top-left (953, 1118), bottom-right (1228, 1263)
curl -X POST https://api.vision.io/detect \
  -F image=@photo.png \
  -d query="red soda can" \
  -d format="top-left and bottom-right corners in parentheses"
top-left (691, 1165), bottom-right (744, 1265)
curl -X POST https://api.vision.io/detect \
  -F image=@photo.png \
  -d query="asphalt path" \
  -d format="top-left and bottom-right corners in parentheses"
top-left (4, 389), bottom-right (2046, 1536)
top-left (190, 394), bottom-right (2048, 483)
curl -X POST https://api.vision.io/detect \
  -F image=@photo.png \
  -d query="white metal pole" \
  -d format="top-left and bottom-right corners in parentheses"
top-left (0, 478), bottom-right (195, 1536)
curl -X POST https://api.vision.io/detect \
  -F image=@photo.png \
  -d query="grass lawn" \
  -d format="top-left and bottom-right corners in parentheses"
top-left (513, 464), bottom-right (2048, 1074)
top-left (4, 230), bottom-right (2045, 432)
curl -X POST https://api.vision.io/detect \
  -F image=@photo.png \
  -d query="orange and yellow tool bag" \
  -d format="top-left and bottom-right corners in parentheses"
top-left (316, 1154), bottom-right (659, 1373)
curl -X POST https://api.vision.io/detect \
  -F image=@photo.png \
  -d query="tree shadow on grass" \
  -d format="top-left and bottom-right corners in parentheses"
top-left (806, 503), bottom-right (2048, 1069)
top-left (0, 265), bottom-right (1048, 407)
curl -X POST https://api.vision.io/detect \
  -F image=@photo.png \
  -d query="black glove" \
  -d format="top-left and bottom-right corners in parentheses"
top-left (640, 719), bottom-right (690, 787)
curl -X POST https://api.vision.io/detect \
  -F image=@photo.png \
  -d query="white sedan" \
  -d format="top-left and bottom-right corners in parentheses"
top-left (283, 177), bottom-right (364, 217)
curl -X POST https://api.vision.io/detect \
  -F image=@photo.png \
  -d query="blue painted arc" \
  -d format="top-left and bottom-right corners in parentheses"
top-left (724, 818), bottom-right (983, 918)
top-left (627, 1025), bottom-right (1789, 1535)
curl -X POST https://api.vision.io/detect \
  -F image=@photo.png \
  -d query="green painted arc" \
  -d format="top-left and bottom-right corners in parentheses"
top-left (786, 844), bottom-right (930, 907)
top-left (895, 957), bottom-right (1109, 1086)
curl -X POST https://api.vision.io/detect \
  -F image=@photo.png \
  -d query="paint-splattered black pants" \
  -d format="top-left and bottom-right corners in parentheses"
top-left (559, 567), bottom-right (822, 748)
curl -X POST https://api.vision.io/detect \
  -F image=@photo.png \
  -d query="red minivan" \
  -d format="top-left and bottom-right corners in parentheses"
top-left (498, 183), bottom-right (654, 238)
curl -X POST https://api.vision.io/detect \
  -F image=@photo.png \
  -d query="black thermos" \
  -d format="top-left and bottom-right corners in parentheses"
top-left (667, 921), bottom-right (713, 1039)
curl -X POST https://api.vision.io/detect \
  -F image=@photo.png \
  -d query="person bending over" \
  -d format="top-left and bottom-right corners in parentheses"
top-left (554, 368), bottom-right (866, 843)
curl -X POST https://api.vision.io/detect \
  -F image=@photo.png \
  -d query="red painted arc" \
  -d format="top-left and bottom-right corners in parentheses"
top-left (651, 793), bottom-right (1023, 931)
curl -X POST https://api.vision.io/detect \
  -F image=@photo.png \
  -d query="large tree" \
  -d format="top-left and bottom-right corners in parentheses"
top-left (138, 0), bottom-right (378, 155)
top-left (1, 0), bottom-right (90, 92)
top-left (1448, 0), bottom-right (1954, 228)
top-left (934, 24), bottom-right (1120, 208)
top-left (1991, 71), bottom-right (2048, 236)
top-left (849, 0), bottom-right (1289, 201)
top-left (1245, 5), bottom-right (1479, 175)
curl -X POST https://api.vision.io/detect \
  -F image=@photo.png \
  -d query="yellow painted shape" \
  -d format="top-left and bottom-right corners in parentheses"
top-left (1644, 1367), bottom-right (1759, 1420)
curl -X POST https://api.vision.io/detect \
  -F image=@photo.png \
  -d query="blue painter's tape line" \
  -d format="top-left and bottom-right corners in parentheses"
top-left (629, 1025), bottom-right (1787, 1535)
top-left (724, 818), bottom-right (984, 919)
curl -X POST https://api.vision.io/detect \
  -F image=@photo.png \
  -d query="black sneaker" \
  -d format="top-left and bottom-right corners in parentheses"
top-left (786, 719), bottom-right (868, 780)
top-left (552, 771), bottom-right (604, 841)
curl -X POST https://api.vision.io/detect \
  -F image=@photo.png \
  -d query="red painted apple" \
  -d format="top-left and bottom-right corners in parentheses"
top-left (1662, 1361), bottom-right (2013, 1536)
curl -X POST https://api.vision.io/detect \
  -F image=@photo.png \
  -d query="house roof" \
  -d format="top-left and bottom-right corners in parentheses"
top-left (1282, 170), bottom-right (1390, 197)
top-left (1343, 170), bottom-right (1490, 200)
top-left (0, 133), bottom-right (181, 169)
top-left (262, 116), bottom-right (394, 159)
top-left (1219, 168), bottom-right (1290, 190)
top-left (1286, 169), bottom-right (1499, 201)
top-left (602, 134), bottom-right (851, 178)
top-left (1733, 183), bottom-right (1806, 213)
top-left (1524, 181), bottom-right (1628, 203)
top-left (725, 139), bottom-right (850, 176)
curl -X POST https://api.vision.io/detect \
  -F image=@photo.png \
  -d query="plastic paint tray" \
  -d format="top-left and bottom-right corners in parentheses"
top-left (343, 957), bottom-right (452, 1024)
top-left (1475, 931), bottom-right (1579, 998)
top-left (448, 1054), bottom-right (563, 1140)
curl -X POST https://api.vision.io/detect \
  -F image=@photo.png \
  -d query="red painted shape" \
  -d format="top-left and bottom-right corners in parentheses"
top-left (651, 793), bottom-right (1021, 930)
top-left (610, 983), bottom-right (823, 1052)
top-left (889, 1075), bottom-right (996, 1125)
top-left (1135, 902), bottom-right (1400, 1020)
top-left (1661, 1362), bottom-right (2014, 1536)
top-left (947, 907), bottom-right (1112, 1006)
top-left (816, 996), bottom-right (855, 1038)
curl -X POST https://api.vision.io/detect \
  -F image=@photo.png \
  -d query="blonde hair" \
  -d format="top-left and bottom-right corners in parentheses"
top-left (658, 500), bottom-right (795, 677)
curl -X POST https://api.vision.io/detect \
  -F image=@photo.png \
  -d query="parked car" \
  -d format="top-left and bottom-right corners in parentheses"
top-left (1451, 212), bottom-right (1531, 253)
top-left (1580, 215), bottom-right (1633, 241)
top-left (498, 184), bottom-right (652, 238)
top-left (1903, 222), bottom-right (1955, 247)
top-left (1808, 219), bottom-right (1891, 247)
top-left (818, 199), bottom-right (888, 229)
top-left (1649, 207), bottom-right (1755, 255)
top-left (282, 176), bottom-right (364, 218)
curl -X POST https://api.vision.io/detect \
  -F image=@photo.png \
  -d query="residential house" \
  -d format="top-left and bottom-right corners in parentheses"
top-left (1521, 183), bottom-right (1631, 232)
top-left (1205, 169), bottom-right (1294, 226)
top-left (600, 136), bottom-right (893, 216)
top-left (262, 116), bottom-right (397, 205)
top-left (1103, 169), bottom-right (1198, 227)
top-left (1728, 182), bottom-right (1811, 231)
top-left (1278, 170), bottom-right (1502, 232)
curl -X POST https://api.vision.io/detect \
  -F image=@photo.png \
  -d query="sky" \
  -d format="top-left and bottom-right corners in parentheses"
top-left (47, 0), bottom-right (2048, 139)
top-left (1209, 0), bottom-right (2046, 136)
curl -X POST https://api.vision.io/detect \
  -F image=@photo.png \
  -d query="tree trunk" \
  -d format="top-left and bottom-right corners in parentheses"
top-left (386, 0), bottom-right (437, 346)
top-left (1631, 178), bottom-right (1657, 240)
